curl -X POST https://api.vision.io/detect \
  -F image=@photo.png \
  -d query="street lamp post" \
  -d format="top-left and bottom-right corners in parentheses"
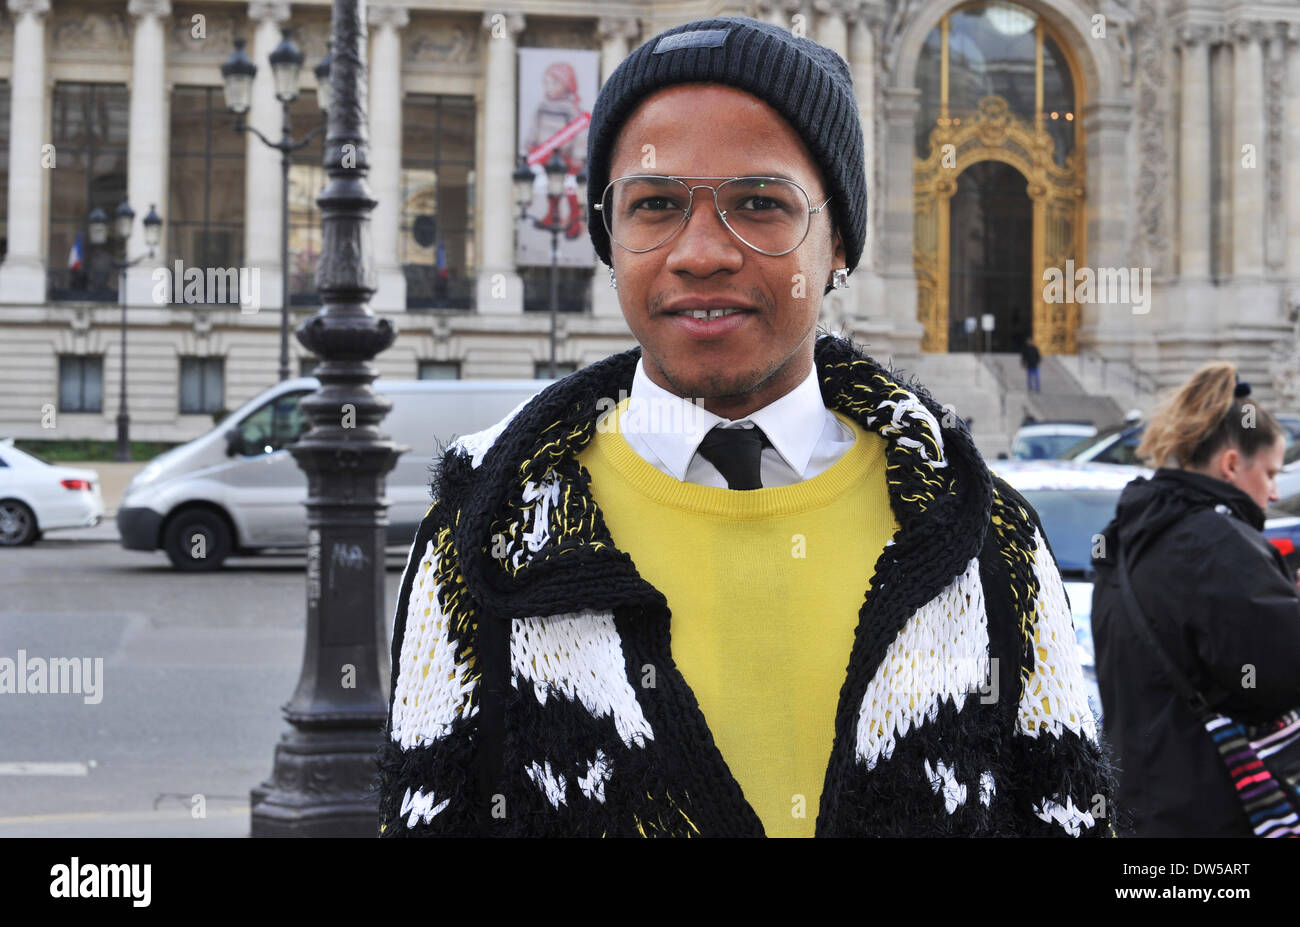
top-left (248, 0), bottom-right (400, 837)
top-left (513, 152), bottom-right (586, 379)
top-left (88, 203), bottom-right (162, 463)
top-left (221, 32), bottom-right (331, 382)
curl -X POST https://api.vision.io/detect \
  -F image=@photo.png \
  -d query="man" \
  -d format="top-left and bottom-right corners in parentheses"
top-left (377, 16), bottom-right (1111, 837)
top-left (1021, 338), bottom-right (1042, 392)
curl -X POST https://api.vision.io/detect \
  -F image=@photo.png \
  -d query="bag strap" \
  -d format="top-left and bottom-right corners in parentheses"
top-left (1114, 535), bottom-right (1216, 721)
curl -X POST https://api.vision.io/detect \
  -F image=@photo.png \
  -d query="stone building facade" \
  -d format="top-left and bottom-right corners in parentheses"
top-left (0, 0), bottom-right (1298, 442)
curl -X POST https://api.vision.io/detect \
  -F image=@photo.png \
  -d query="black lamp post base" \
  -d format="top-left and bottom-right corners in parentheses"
top-left (249, 726), bottom-right (384, 837)
top-left (114, 413), bottom-right (131, 463)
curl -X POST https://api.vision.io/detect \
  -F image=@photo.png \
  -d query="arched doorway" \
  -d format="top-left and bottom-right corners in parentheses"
top-left (949, 161), bottom-right (1033, 352)
top-left (912, 0), bottom-right (1085, 354)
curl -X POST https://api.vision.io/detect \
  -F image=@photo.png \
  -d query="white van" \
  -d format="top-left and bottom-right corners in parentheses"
top-left (116, 377), bottom-right (549, 570)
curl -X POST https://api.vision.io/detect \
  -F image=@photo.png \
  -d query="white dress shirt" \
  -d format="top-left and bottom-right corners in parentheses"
top-left (617, 357), bottom-right (858, 489)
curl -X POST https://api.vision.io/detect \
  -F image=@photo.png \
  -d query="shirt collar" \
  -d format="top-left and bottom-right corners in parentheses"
top-left (623, 356), bottom-right (830, 481)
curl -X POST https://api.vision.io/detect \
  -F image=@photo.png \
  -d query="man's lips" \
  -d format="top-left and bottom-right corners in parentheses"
top-left (664, 309), bottom-right (753, 339)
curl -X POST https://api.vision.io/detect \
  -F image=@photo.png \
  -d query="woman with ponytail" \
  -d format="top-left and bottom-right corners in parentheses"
top-left (1091, 361), bottom-right (1300, 835)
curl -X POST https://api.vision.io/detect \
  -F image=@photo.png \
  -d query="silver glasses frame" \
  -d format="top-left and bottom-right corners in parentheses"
top-left (594, 175), bottom-right (833, 256)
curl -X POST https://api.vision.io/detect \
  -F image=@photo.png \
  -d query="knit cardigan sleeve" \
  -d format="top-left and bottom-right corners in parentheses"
top-left (377, 499), bottom-right (486, 836)
top-left (989, 477), bottom-right (1117, 837)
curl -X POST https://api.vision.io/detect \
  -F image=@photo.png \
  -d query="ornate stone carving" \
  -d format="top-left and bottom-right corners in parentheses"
top-left (1269, 291), bottom-right (1300, 405)
top-left (293, 14), bottom-right (331, 63)
top-left (368, 3), bottom-right (409, 31)
top-left (170, 7), bottom-right (242, 57)
top-left (1266, 30), bottom-right (1286, 272)
top-left (51, 6), bottom-right (130, 53)
top-left (1104, 0), bottom-right (1137, 86)
top-left (596, 15), bottom-right (638, 44)
top-left (1229, 18), bottom-right (1270, 45)
top-left (881, 0), bottom-right (917, 74)
top-left (1176, 22), bottom-right (1214, 47)
top-left (407, 17), bottom-right (480, 64)
top-left (5, 0), bottom-right (50, 18)
top-left (518, 16), bottom-right (595, 50)
top-left (1129, 0), bottom-right (1174, 278)
top-left (481, 9), bottom-right (525, 39)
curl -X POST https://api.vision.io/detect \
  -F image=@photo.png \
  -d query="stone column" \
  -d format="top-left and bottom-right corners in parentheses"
top-left (597, 15), bottom-right (637, 84)
top-left (0, 0), bottom-right (51, 304)
top-left (475, 10), bottom-right (525, 316)
top-left (1078, 100), bottom-right (1135, 353)
top-left (368, 3), bottom-right (408, 312)
top-left (591, 15), bottom-right (638, 321)
top-left (1231, 19), bottom-right (1267, 281)
top-left (846, 3), bottom-right (882, 323)
top-left (1177, 25), bottom-right (1211, 282)
top-left (124, 0), bottom-right (171, 307)
top-left (244, 0), bottom-right (291, 310)
top-left (878, 86), bottom-right (924, 354)
top-left (1286, 24), bottom-right (1300, 288)
top-left (813, 0), bottom-right (847, 61)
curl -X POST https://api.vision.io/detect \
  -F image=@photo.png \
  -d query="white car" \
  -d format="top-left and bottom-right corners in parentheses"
top-left (0, 439), bottom-right (105, 546)
top-left (989, 458), bottom-right (1154, 726)
top-left (1010, 421), bottom-right (1097, 460)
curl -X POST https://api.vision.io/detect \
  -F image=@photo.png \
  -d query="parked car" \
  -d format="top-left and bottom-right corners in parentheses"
top-left (1011, 421), bottom-right (1097, 460)
top-left (1060, 413), bottom-right (1300, 467)
top-left (1262, 473), bottom-right (1300, 572)
top-left (0, 439), bottom-right (104, 546)
top-left (989, 459), bottom-right (1153, 726)
top-left (117, 377), bottom-right (551, 570)
top-left (1057, 422), bottom-right (1145, 466)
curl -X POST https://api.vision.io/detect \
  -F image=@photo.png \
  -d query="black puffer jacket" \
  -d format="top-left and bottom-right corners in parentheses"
top-left (1091, 467), bottom-right (1300, 836)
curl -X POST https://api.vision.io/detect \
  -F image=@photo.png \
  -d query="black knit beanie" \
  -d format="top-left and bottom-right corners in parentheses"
top-left (586, 15), bottom-right (866, 281)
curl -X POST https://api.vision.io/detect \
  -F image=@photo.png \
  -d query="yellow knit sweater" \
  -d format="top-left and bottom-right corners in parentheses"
top-left (576, 398), bottom-right (898, 836)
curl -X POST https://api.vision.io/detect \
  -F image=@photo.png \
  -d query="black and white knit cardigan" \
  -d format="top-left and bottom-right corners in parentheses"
top-left (376, 333), bottom-right (1115, 837)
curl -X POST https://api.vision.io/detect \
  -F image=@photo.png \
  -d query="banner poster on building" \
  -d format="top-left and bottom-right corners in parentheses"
top-left (515, 47), bottom-right (599, 268)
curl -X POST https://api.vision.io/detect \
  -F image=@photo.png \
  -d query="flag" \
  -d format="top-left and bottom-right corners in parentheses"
top-left (68, 233), bottom-right (83, 271)
top-left (436, 241), bottom-right (446, 272)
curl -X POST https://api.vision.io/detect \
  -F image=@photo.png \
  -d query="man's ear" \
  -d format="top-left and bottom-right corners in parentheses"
top-left (832, 229), bottom-right (846, 269)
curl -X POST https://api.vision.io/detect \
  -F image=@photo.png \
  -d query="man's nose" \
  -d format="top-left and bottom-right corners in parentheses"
top-left (663, 190), bottom-right (745, 273)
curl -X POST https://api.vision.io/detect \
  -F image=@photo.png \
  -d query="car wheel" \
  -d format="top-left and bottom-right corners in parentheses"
top-left (0, 500), bottom-right (38, 546)
top-left (163, 508), bottom-right (232, 571)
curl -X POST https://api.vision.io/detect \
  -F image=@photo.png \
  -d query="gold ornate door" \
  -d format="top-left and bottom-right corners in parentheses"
top-left (912, 11), bottom-right (1085, 354)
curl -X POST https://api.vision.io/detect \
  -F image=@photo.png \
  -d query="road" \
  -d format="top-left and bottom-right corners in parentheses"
top-left (0, 525), bottom-right (410, 837)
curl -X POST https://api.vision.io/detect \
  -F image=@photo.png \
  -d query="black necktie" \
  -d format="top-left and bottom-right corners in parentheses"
top-left (695, 424), bottom-right (773, 490)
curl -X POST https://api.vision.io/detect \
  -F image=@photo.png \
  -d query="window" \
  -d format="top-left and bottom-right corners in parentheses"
top-left (915, 2), bottom-right (1076, 167)
top-left (401, 95), bottom-right (476, 309)
top-left (168, 86), bottom-right (246, 303)
top-left (534, 361), bottom-right (577, 379)
top-left (288, 91), bottom-right (327, 306)
top-left (48, 83), bottom-right (130, 301)
top-left (417, 360), bottom-right (460, 380)
top-left (522, 266), bottom-right (591, 314)
top-left (233, 391), bottom-right (311, 455)
top-left (179, 356), bottom-right (224, 414)
top-left (58, 355), bottom-right (104, 412)
top-left (0, 80), bottom-right (8, 260)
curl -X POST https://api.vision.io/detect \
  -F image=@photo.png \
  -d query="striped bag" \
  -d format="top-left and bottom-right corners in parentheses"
top-left (1205, 712), bottom-right (1300, 837)
top-left (1117, 541), bottom-right (1300, 837)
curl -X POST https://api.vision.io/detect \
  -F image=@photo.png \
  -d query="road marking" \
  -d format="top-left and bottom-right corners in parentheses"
top-left (0, 762), bottom-right (89, 776)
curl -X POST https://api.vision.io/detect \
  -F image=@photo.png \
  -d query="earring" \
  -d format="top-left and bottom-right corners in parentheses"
top-left (608, 266), bottom-right (618, 290)
top-left (831, 268), bottom-right (849, 290)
